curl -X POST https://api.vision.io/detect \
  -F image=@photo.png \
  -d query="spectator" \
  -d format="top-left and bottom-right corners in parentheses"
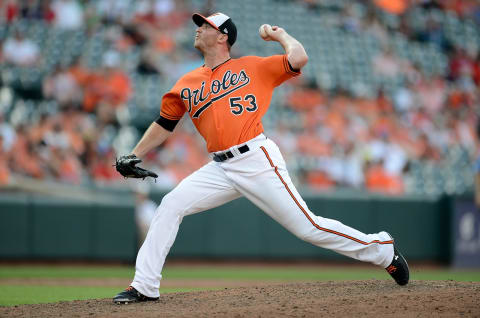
top-left (43, 64), bottom-right (83, 108)
top-left (144, 156), bottom-right (177, 190)
top-left (133, 0), bottom-right (175, 27)
top-left (306, 170), bottom-right (335, 191)
top-left (297, 127), bottom-right (332, 157)
top-left (133, 183), bottom-right (157, 246)
top-left (416, 75), bottom-right (447, 114)
top-left (372, 47), bottom-right (412, 79)
top-left (365, 160), bottom-right (404, 195)
top-left (286, 79), bottom-right (325, 112)
top-left (43, 122), bottom-right (70, 150)
top-left (95, 0), bottom-right (132, 24)
top-left (471, 2), bottom-right (480, 25)
top-left (475, 121), bottom-right (480, 207)
top-left (152, 0), bottom-right (175, 19)
top-left (0, 40), bottom-right (3, 64)
top-left (0, 136), bottom-right (10, 185)
top-left (11, 126), bottom-right (45, 179)
top-left (20, 0), bottom-right (54, 21)
top-left (120, 24), bottom-right (148, 47)
top-left (0, 114), bottom-right (16, 152)
top-left (448, 46), bottom-right (475, 82)
top-left (376, 89), bottom-right (393, 113)
top-left (83, 51), bottom-right (131, 121)
top-left (67, 56), bottom-right (92, 89)
top-left (384, 140), bottom-right (408, 177)
top-left (416, 17), bottom-right (451, 51)
top-left (473, 52), bottom-right (480, 87)
top-left (3, 0), bottom-right (19, 23)
top-left (341, 142), bottom-right (364, 188)
top-left (447, 82), bottom-right (475, 110)
top-left (362, 10), bottom-right (388, 44)
top-left (51, 0), bottom-right (84, 30)
top-left (137, 49), bottom-right (162, 75)
top-left (269, 123), bottom-right (298, 162)
top-left (41, 0), bottom-right (56, 23)
top-left (90, 149), bottom-right (122, 183)
top-left (341, 3), bottom-right (363, 33)
top-left (418, 0), bottom-right (443, 10)
top-left (47, 148), bottom-right (82, 184)
top-left (3, 31), bottom-right (40, 66)
top-left (374, 0), bottom-right (409, 15)
top-left (442, 0), bottom-right (474, 18)
top-left (393, 84), bottom-right (415, 113)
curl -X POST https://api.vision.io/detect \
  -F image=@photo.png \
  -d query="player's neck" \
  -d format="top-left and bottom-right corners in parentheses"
top-left (203, 50), bottom-right (231, 70)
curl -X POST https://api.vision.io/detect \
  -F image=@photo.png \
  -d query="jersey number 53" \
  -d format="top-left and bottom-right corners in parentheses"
top-left (229, 95), bottom-right (258, 116)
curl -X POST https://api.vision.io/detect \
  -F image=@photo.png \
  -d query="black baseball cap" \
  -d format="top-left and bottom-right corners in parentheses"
top-left (192, 12), bottom-right (237, 46)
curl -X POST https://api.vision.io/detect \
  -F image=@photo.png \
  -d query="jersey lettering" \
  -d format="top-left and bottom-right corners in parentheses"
top-left (161, 55), bottom-right (300, 152)
top-left (245, 94), bottom-right (257, 112)
top-left (181, 70), bottom-right (251, 118)
top-left (229, 97), bottom-right (243, 115)
top-left (229, 94), bottom-right (258, 115)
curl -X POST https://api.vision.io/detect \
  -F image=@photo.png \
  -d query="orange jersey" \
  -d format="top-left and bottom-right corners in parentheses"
top-left (160, 54), bottom-right (300, 152)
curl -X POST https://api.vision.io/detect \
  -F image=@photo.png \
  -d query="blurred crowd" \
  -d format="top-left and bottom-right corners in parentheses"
top-left (275, 0), bottom-right (480, 194)
top-left (0, 0), bottom-right (208, 189)
top-left (0, 0), bottom-right (479, 195)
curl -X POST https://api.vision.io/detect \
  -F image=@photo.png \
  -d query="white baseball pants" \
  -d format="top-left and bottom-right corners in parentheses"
top-left (132, 134), bottom-right (394, 297)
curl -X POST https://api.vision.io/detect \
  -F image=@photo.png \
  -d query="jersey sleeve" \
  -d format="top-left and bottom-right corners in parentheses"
top-left (256, 54), bottom-right (301, 87)
top-left (160, 91), bottom-right (186, 121)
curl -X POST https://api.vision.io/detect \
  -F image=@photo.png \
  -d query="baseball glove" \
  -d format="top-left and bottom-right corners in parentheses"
top-left (115, 154), bottom-right (158, 180)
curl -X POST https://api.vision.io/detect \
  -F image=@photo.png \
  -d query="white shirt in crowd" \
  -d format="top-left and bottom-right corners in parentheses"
top-left (135, 199), bottom-right (157, 230)
top-left (52, 0), bottom-right (84, 30)
top-left (3, 37), bottom-right (39, 66)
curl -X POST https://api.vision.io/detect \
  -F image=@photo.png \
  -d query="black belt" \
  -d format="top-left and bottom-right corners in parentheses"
top-left (213, 145), bottom-right (250, 162)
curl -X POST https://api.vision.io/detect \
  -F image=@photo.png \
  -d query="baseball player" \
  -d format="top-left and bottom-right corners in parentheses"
top-left (114, 12), bottom-right (409, 304)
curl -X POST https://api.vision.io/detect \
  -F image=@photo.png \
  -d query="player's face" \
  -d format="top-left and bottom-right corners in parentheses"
top-left (194, 22), bottom-right (222, 52)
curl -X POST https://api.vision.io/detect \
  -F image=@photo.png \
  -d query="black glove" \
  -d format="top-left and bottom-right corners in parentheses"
top-left (115, 154), bottom-right (158, 180)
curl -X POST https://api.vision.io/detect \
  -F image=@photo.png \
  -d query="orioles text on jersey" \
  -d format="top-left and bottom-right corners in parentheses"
top-left (180, 69), bottom-right (250, 118)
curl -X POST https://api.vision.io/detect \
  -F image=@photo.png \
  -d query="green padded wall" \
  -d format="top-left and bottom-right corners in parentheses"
top-left (0, 195), bottom-right (31, 257)
top-left (0, 194), bottom-right (136, 261)
top-left (0, 193), bottom-right (453, 262)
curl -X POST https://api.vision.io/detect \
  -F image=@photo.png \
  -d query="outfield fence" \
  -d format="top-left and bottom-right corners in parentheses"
top-left (0, 191), bottom-right (465, 263)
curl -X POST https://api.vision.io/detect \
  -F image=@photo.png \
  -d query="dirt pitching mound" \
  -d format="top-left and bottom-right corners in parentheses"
top-left (2, 280), bottom-right (479, 318)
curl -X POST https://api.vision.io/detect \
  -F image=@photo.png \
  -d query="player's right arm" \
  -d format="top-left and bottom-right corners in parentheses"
top-left (259, 24), bottom-right (308, 71)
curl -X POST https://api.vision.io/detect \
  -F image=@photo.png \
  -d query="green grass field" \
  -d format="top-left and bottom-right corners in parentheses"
top-left (1, 264), bottom-right (479, 306)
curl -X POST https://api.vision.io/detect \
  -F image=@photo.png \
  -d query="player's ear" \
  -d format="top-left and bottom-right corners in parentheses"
top-left (217, 33), bottom-right (228, 45)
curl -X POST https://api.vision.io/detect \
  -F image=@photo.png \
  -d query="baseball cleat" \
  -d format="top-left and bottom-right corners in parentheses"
top-left (385, 246), bottom-right (409, 286)
top-left (113, 286), bottom-right (159, 304)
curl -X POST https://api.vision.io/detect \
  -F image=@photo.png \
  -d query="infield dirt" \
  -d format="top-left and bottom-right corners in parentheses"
top-left (1, 280), bottom-right (479, 317)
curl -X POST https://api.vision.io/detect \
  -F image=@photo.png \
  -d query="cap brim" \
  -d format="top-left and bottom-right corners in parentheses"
top-left (192, 13), bottom-right (220, 32)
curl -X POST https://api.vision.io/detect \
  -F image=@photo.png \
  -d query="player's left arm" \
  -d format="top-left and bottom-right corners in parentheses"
top-left (260, 24), bottom-right (308, 71)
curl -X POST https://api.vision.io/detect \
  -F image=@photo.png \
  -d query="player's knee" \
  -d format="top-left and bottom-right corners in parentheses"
top-left (295, 228), bottom-right (315, 242)
top-left (159, 192), bottom-right (184, 216)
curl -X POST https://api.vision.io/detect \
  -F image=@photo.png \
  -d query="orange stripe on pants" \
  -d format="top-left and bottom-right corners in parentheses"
top-left (260, 146), bottom-right (394, 246)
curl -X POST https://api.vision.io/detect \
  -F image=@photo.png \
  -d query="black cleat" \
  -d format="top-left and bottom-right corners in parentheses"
top-left (113, 286), bottom-right (159, 304)
top-left (386, 246), bottom-right (409, 286)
